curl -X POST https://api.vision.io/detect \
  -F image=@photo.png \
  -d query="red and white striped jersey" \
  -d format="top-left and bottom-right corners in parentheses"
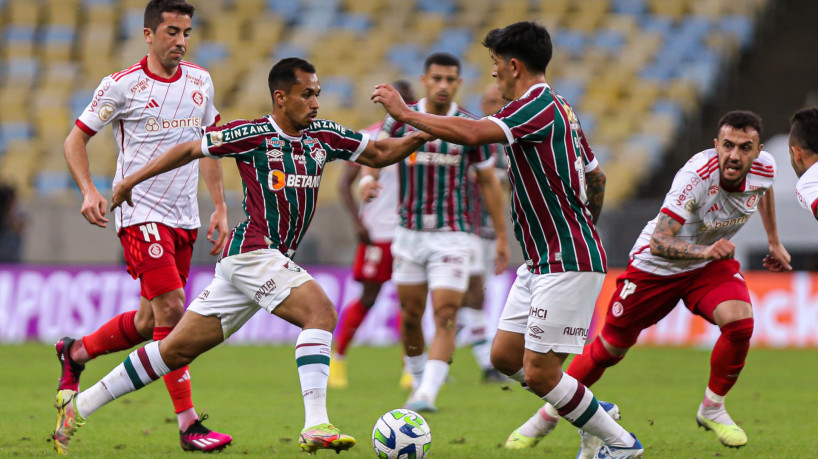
top-left (795, 162), bottom-right (818, 219)
top-left (75, 56), bottom-right (220, 232)
top-left (357, 121), bottom-right (399, 243)
top-left (630, 148), bottom-right (777, 276)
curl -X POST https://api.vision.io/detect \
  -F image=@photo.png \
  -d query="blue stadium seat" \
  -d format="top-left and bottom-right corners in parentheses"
top-left (3, 25), bottom-right (36, 43)
top-left (335, 12), bottom-right (371, 33)
top-left (651, 99), bottom-right (684, 124)
top-left (119, 10), bottom-right (143, 40)
top-left (42, 25), bottom-right (76, 44)
top-left (273, 41), bottom-right (309, 60)
top-left (0, 122), bottom-right (34, 146)
top-left (35, 170), bottom-right (74, 196)
top-left (69, 90), bottom-right (90, 118)
top-left (388, 43), bottom-right (424, 75)
top-left (720, 15), bottom-right (754, 49)
top-left (319, 76), bottom-right (354, 107)
top-left (640, 15), bottom-right (673, 37)
top-left (552, 78), bottom-right (586, 106)
top-left (611, 0), bottom-right (646, 16)
top-left (194, 42), bottom-right (229, 69)
top-left (552, 30), bottom-right (585, 57)
top-left (592, 29), bottom-right (625, 53)
top-left (266, 0), bottom-right (301, 23)
top-left (418, 0), bottom-right (454, 14)
top-left (430, 28), bottom-right (472, 58)
top-left (2, 57), bottom-right (39, 83)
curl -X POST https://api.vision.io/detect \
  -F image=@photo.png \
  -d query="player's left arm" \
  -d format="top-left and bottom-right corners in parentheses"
top-left (585, 166), bottom-right (606, 224)
top-left (475, 166), bottom-right (510, 274)
top-left (650, 213), bottom-right (735, 260)
top-left (199, 157), bottom-right (228, 255)
top-left (111, 139), bottom-right (205, 210)
top-left (372, 83), bottom-right (506, 146)
top-left (355, 130), bottom-right (433, 168)
top-left (758, 187), bottom-right (792, 272)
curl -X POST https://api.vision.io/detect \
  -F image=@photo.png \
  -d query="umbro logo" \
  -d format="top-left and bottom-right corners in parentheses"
top-left (146, 99), bottom-right (159, 109)
top-left (530, 326), bottom-right (545, 334)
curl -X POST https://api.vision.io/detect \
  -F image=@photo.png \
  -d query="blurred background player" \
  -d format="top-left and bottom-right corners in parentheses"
top-left (330, 81), bottom-right (415, 389)
top-left (54, 0), bottom-right (231, 453)
top-left (371, 21), bottom-right (644, 458)
top-left (52, 57), bottom-right (433, 456)
top-left (459, 83), bottom-right (508, 383)
top-left (361, 52), bottom-right (509, 412)
top-left (789, 108), bottom-right (818, 219)
top-left (506, 111), bottom-right (792, 453)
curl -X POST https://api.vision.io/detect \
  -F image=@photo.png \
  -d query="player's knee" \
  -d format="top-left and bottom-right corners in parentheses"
top-left (433, 305), bottom-right (458, 331)
top-left (158, 341), bottom-right (195, 370)
top-left (133, 314), bottom-right (155, 339)
top-left (720, 317), bottom-right (754, 342)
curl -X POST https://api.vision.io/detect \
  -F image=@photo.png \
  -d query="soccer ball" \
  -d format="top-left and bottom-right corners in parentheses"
top-left (371, 408), bottom-right (431, 459)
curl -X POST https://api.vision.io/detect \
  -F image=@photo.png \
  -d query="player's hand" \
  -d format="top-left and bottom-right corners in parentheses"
top-left (355, 221), bottom-right (373, 245)
top-left (493, 237), bottom-right (510, 275)
top-left (412, 130), bottom-right (436, 143)
top-left (109, 182), bottom-right (134, 212)
top-left (358, 176), bottom-right (382, 202)
top-left (371, 83), bottom-right (411, 121)
top-left (207, 204), bottom-right (229, 256)
top-left (702, 238), bottom-right (735, 260)
top-left (81, 188), bottom-right (109, 227)
top-left (763, 242), bottom-right (792, 272)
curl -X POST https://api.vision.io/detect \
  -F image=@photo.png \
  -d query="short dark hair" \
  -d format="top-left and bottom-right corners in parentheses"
top-left (392, 80), bottom-right (415, 103)
top-left (482, 21), bottom-right (552, 74)
top-left (791, 108), bottom-right (818, 154)
top-left (424, 52), bottom-right (460, 73)
top-left (268, 57), bottom-right (316, 98)
top-left (144, 0), bottom-right (195, 31)
top-left (717, 110), bottom-right (763, 136)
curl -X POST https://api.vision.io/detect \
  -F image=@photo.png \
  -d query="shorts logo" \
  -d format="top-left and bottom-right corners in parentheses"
top-left (528, 325), bottom-right (544, 340)
top-left (563, 327), bottom-right (587, 337)
top-left (253, 278), bottom-right (277, 303)
top-left (612, 301), bottom-right (624, 317)
top-left (529, 307), bottom-right (548, 319)
top-left (284, 261), bottom-right (302, 273)
top-left (191, 90), bottom-right (205, 107)
top-left (98, 104), bottom-right (115, 122)
top-left (148, 243), bottom-right (164, 258)
top-left (197, 289), bottom-right (210, 300)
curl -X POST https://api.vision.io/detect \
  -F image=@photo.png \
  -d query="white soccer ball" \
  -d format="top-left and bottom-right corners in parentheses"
top-left (371, 408), bottom-right (432, 459)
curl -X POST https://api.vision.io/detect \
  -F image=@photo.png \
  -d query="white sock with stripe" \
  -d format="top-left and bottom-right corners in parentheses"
top-left (459, 308), bottom-right (493, 370)
top-left (295, 329), bottom-right (332, 429)
top-left (75, 341), bottom-right (170, 418)
top-left (403, 353), bottom-right (427, 390)
top-left (544, 373), bottom-right (633, 447)
top-left (414, 359), bottom-right (448, 402)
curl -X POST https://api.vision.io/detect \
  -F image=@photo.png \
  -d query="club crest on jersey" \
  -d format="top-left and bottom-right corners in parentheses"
top-left (303, 139), bottom-right (327, 166)
top-left (746, 195), bottom-right (757, 207)
top-left (191, 90), bottom-right (205, 107)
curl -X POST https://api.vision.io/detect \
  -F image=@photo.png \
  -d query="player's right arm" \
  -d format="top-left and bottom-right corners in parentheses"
top-left (339, 161), bottom-right (372, 244)
top-left (650, 213), bottom-right (734, 260)
top-left (110, 139), bottom-right (204, 210)
top-left (64, 126), bottom-right (109, 227)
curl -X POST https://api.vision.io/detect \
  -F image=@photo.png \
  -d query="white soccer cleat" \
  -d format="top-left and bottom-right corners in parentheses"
top-left (595, 433), bottom-right (644, 459)
top-left (577, 401), bottom-right (621, 459)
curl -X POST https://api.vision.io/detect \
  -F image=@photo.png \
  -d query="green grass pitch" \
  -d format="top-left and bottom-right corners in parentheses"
top-left (1, 343), bottom-right (815, 458)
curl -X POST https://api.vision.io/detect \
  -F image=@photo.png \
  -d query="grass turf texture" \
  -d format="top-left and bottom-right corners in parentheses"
top-left (1, 343), bottom-right (815, 458)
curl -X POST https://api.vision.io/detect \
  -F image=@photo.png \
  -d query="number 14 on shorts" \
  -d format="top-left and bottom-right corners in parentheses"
top-left (139, 223), bottom-right (162, 242)
top-left (620, 280), bottom-right (637, 299)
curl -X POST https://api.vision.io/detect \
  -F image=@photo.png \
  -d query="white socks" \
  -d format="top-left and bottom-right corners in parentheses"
top-left (295, 329), bottom-right (332, 428)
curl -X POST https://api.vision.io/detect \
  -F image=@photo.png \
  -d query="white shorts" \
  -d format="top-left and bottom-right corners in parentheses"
top-left (468, 234), bottom-right (496, 277)
top-left (187, 249), bottom-right (313, 339)
top-left (498, 264), bottom-right (605, 355)
top-left (391, 226), bottom-right (470, 292)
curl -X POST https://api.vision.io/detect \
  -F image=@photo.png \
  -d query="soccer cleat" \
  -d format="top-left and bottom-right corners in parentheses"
top-left (595, 433), bottom-right (644, 459)
top-left (52, 389), bottom-right (86, 455)
top-left (328, 355), bottom-right (348, 389)
top-left (577, 401), bottom-right (621, 459)
top-left (55, 337), bottom-right (85, 392)
top-left (696, 412), bottom-right (747, 448)
top-left (179, 413), bottom-right (233, 452)
top-left (298, 423), bottom-right (356, 454)
top-left (504, 427), bottom-right (545, 450)
top-left (403, 397), bottom-right (437, 413)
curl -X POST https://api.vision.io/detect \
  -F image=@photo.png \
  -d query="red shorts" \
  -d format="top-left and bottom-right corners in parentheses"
top-left (601, 259), bottom-right (751, 348)
top-left (119, 222), bottom-right (197, 300)
top-left (352, 241), bottom-right (393, 283)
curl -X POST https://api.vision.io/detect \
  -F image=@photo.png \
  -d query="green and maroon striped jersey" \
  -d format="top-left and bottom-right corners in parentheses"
top-left (467, 145), bottom-right (506, 240)
top-left (383, 99), bottom-right (495, 232)
top-left (486, 83), bottom-right (606, 274)
top-left (201, 115), bottom-right (368, 258)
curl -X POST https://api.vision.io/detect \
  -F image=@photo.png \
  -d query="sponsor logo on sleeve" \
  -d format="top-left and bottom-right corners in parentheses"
top-left (209, 130), bottom-right (224, 147)
top-left (98, 104), bottom-right (115, 122)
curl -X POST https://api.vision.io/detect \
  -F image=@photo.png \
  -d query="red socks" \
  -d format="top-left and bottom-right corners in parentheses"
top-left (154, 326), bottom-right (194, 414)
top-left (334, 299), bottom-right (369, 356)
top-left (82, 311), bottom-right (146, 359)
top-left (709, 318), bottom-right (754, 395)
top-left (566, 337), bottom-right (623, 387)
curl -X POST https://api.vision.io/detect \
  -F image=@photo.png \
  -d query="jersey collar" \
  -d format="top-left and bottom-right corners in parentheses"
top-left (267, 115), bottom-right (302, 141)
top-left (140, 55), bottom-right (183, 83)
top-left (520, 82), bottom-right (550, 100)
top-left (417, 98), bottom-right (458, 116)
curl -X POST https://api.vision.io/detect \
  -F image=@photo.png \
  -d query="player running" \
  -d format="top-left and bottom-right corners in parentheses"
top-left (51, 57), bottom-right (432, 456)
top-left (361, 52), bottom-right (510, 412)
top-left (372, 21), bottom-right (644, 458)
top-left (56, 0), bottom-right (230, 453)
top-left (506, 110), bottom-right (792, 454)
top-left (330, 82), bottom-right (415, 389)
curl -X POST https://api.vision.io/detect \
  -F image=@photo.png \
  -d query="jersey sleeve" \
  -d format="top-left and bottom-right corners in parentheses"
top-left (201, 120), bottom-right (264, 159)
top-left (487, 97), bottom-right (554, 145)
top-left (659, 166), bottom-right (707, 224)
top-left (75, 76), bottom-right (123, 135)
top-left (796, 177), bottom-right (818, 220)
top-left (471, 143), bottom-right (498, 170)
top-left (202, 74), bottom-right (220, 127)
top-left (381, 113), bottom-right (407, 138)
top-left (578, 124), bottom-right (598, 172)
top-left (309, 120), bottom-right (370, 162)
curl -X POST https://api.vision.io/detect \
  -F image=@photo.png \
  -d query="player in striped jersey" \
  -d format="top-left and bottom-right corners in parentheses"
top-left (55, 0), bottom-right (231, 454)
top-left (52, 58), bottom-right (432, 455)
top-left (789, 108), bottom-right (818, 219)
top-left (362, 53), bottom-right (510, 412)
top-left (372, 21), bottom-right (644, 457)
top-left (510, 111), bottom-right (793, 454)
top-left (330, 81), bottom-right (415, 389)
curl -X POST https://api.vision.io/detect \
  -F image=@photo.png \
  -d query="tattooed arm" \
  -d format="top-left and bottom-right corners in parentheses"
top-left (585, 166), bottom-right (606, 224)
top-left (649, 213), bottom-right (735, 260)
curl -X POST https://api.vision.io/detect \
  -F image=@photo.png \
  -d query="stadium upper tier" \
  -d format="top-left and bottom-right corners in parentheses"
top-left (0, 0), bottom-right (770, 206)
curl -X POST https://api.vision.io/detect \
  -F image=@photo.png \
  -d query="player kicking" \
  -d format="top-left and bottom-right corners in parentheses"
top-left (507, 110), bottom-right (792, 453)
top-left (51, 57), bottom-right (432, 455)
top-left (57, 0), bottom-right (230, 453)
top-left (361, 52), bottom-right (510, 412)
top-left (330, 82), bottom-right (415, 389)
top-left (372, 21), bottom-right (644, 458)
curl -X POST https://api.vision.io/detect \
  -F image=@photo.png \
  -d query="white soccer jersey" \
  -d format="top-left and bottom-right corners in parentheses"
top-left (76, 56), bottom-right (219, 232)
top-left (795, 162), bottom-right (818, 219)
top-left (359, 121), bottom-right (398, 242)
top-left (630, 148), bottom-right (776, 276)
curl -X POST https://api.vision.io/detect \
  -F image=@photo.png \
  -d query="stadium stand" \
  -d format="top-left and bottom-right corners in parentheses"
top-left (0, 0), bottom-right (771, 208)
